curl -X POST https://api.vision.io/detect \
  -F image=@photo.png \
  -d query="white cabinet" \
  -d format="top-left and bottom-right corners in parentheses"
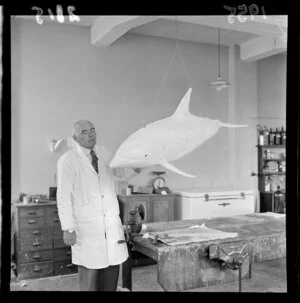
top-left (173, 190), bottom-right (256, 220)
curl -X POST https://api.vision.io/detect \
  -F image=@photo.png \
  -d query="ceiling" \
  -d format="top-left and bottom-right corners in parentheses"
top-left (15, 15), bottom-right (288, 61)
top-left (130, 18), bottom-right (259, 46)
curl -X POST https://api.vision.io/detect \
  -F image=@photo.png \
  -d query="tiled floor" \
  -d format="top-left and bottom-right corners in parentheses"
top-left (10, 258), bottom-right (286, 292)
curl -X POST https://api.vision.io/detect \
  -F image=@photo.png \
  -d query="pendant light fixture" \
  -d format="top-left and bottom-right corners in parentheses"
top-left (209, 28), bottom-right (230, 91)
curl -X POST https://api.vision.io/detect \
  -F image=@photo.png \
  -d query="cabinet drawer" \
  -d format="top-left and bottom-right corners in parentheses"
top-left (46, 215), bottom-right (61, 226)
top-left (54, 260), bottom-right (77, 275)
top-left (19, 207), bottom-right (44, 218)
top-left (18, 261), bottom-right (53, 279)
top-left (152, 196), bottom-right (173, 222)
top-left (45, 206), bottom-right (59, 218)
top-left (19, 226), bottom-right (54, 240)
top-left (19, 250), bottom-right (53, 263)
top-left (53, 237), bottom-right (70, 248)
top-left (53, 247), bottom-right (72, 261)
top-left (19, 238), bottom-right (53, 252)
top-left (54, 223), bottom-right (63, 237)
top-left (210, 200), bottom-right (255, 218)
top-left (19, 217), bottom-right (45, 229)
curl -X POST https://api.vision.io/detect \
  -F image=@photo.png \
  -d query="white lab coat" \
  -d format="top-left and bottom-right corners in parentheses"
top-left (56, 143), bottom-right (130, 269)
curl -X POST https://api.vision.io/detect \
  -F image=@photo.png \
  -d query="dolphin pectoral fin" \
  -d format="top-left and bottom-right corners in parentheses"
top-left (160, 160), bottom-right (196, 178)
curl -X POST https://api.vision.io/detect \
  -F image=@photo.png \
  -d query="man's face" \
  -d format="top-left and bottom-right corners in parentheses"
top-left (74, 121), bottom-right (97, 149)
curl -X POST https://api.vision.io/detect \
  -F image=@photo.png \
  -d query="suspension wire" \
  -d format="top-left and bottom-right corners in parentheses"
top-left (176, 16), bottom-right (192, 87)
top-left (152, 42), bottom-right (178, 107)
top-left (152, 16), bottom-right (178, 106)
top-left (218, 28), bottom-right (220, 78)
top-left (152, 16), bottom-right (192, 106)
top-left (176, 44), bottom-right (192, 87)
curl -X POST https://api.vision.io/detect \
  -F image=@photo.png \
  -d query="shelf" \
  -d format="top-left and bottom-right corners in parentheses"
top-left (252, 172), bottom-right (286, 176)
top-left (263, 158), bottom-right (285, 162)
top-left (261, 172), bottom-right (285, 175)
top-left (260, 191), bottom-right (286, 194)
top-left (256, 145), bottom-right (285, 148)
top-left (258, 172), bottom-right (285, 176)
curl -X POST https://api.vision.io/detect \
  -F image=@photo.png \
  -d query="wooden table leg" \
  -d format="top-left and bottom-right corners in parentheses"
top-left (122, 249), bottom-right (132, 291)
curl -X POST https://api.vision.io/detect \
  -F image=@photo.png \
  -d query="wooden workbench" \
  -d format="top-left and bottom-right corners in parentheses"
top-left (122, 213), bottom-right (286, 291)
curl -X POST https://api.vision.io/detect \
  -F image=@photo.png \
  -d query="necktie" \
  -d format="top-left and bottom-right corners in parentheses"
top-left (90, 150), bottom-right (98, 174)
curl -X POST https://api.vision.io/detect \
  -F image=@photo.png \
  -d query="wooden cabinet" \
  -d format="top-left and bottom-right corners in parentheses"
top-left (117, 194), bottom-right (174, 267)
top-left (117, 194), bottom-right (174, 224)
top-left (14, 202), bottom-right (77, 280)
top-left (151, 195), bottom-right (174, 222)
top-left (254, 145), bottom-right (286, 212)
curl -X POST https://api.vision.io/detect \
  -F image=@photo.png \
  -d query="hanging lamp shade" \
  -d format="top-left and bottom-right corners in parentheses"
top-left (209, 76), bottom-right (230, 91)
top-left (209, 28), bottom-right (230, 91)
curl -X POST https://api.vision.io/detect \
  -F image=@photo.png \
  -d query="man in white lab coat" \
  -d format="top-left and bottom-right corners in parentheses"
top-left (56, 120), bottom-right (141, 291)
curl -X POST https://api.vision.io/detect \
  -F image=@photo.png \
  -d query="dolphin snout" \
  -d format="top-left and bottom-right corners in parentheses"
top-left (109, 158), bottom-right (119, 168)
top-left (109, 154), bottom-right (129, 168)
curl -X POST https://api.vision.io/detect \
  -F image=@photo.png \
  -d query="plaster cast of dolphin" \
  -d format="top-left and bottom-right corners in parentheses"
top-left (109, 88), bottom-right (247, 178)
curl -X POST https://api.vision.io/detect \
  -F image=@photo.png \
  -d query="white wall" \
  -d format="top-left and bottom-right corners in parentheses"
top-left (11, 18), bottom-right (286, 200)
top-left (257, 53), bottom-right (287, 128)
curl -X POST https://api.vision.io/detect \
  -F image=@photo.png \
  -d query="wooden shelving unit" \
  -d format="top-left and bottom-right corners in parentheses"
top-left (254, 145), bottom-right (286, 212)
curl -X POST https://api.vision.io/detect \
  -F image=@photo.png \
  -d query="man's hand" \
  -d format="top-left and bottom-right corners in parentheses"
top-left (63, 230), bottom-right (77, 246)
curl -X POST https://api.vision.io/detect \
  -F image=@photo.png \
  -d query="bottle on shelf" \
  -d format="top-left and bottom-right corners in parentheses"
top-left (278, 161), bottom-right (282, 172)
top-left (273, 186), bottom-right (285, 213)
top-left (256, 124), bottom-right (261, 145)
top-left (275, 128), bottom-right (281, 145)
top-left (263, 126), bottom-right (269, 146)
top-left (269, 128), bottom-right (275, 145)
top-left (280, 126), bottom-right (286, 145)
top-left (258, 125), bottom-right (264, 145)
top-left (281, 161), bottom-right (286, 172)
top-left (265, 176), bottom-right (271, 192)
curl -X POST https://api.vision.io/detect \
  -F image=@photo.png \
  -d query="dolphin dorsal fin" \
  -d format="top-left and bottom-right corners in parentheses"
top-left (172, 88), bottom-right (192, 118)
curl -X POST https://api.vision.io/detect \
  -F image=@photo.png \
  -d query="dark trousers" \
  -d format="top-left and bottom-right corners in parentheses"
top-left (78, 264), bottom-right (120, 291)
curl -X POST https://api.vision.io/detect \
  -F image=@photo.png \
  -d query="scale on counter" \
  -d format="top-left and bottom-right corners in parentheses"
top-left (152, 171), bottom-right (170, 194)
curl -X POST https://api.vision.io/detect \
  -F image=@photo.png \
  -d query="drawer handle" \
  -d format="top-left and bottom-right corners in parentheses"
top-left (33, 254), bottom-right (41, 260)
top-left (53, 218), bottom-right (60, 222)
top-left (28, 220), bottom-right (36, 224)
top-left (65, 250), bottom-right (72, 256)
top-left (33, 242), bottom-right (40, 247)
top-left (32, 231), bottom-right (40, 235)
top-left (28, 211), bottom-right (36, 215)
top-left (66, 263), bottom-right (74, 268)
top-left (218, 202), bottom-right (231, 207)
top-left (33, 266), bottom-right (41, 272)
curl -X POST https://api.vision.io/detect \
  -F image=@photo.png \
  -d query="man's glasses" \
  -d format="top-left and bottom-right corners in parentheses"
top-left (81, 128), bottom-right (96, 135)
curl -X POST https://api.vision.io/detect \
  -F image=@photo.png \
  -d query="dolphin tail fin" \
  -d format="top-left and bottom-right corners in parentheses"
top-left (160, 159), bottom-right (196, 178)
top-left (219, 122), bottom-right (248, 128)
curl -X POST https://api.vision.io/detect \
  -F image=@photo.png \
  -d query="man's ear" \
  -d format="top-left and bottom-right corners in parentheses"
top-left (73, 135), bottom-right (77, 142)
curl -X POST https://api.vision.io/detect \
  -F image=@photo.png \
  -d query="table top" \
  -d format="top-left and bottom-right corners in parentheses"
top-left (132, 213), bottom-right (286, 260)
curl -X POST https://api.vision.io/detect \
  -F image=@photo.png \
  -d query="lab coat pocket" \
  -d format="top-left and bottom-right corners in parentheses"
top-left (105, 216), bottom-right (126, 244)
top-left (74, 201), bottom-right (96, 223)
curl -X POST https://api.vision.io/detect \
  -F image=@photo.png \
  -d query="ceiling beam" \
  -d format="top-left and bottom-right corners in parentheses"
top-left (90, 15), bottom-right (287, 48)
top-left (91, 16), bottom-right (159, 47)
top-left (161, 15), bottom-right (286, 39)
top-left (240, 36), bottom-right (287, 61)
